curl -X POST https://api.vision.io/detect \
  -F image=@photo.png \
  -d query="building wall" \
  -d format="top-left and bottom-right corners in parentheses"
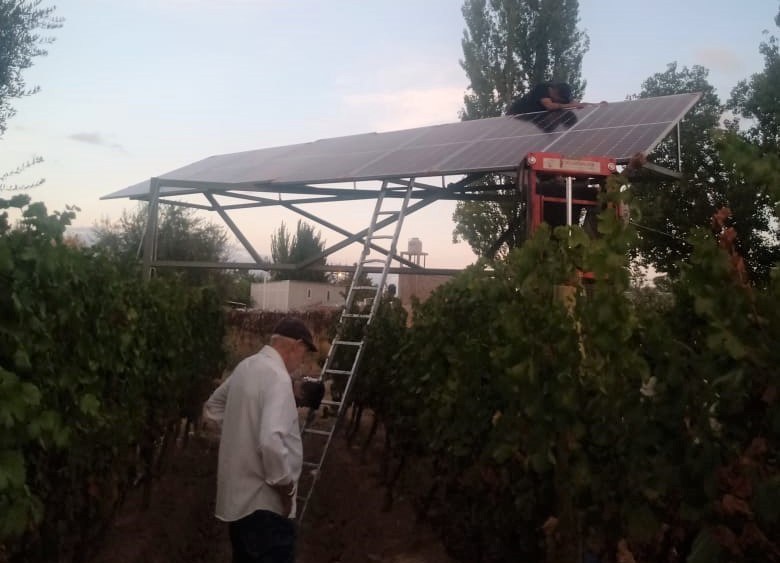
top-left (398, 274), bottom-right (452, 311)
top-left (250, 280), bottom-right (345, 312)
top-left (287, 281), bottom-right (344, 311)
top-left (250, 280), bottom-right (292, 312)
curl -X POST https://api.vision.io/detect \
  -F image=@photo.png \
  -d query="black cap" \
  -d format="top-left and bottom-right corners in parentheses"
top-left (273, 317), bottom-right (317, 352)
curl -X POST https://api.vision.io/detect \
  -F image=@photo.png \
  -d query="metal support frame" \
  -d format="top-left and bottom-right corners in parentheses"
top-left (277, 202), bottom-right (418, 268)
top-left (204, 192), bottom-right (265, 264)
top-left (142, 178), bottom-right (161, 280)
top-left (676, 122), bottom-right (682, 172)
top-left (139, 173), bottom-right (493, 278)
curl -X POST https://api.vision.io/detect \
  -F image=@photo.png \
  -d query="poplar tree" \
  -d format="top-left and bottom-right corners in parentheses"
top-left (454, 0), bottom-right (589, 257)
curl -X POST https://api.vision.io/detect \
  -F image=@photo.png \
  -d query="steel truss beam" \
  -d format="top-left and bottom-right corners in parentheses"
top-left (143, 173), bottom-right (490, 277)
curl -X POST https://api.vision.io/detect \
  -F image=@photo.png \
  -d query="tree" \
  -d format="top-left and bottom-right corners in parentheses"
top-left (629, 63), bottom-right (728, 275)
top-left (94, 204), bottom-right (228, 264)
top-left (270, 221), bottom-right (292, 266)
top-left (0, 1), bottom-right (62, 191)
top-left (630, 56), bottom-right (780, 282)
top-left (453, 0), bottom-right (589, 258)
top-left (728, 12), bottom-right (780, 152)
top-left (92, 204), bottom-right (255, 302)
top-left (270, 219), bottom-right (328, 282)
top-left (460, 0), bottom-right (588, 121)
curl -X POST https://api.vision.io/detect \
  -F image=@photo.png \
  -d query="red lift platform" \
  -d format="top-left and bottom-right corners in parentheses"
top-left (522, 152), bottom-right (621, 237)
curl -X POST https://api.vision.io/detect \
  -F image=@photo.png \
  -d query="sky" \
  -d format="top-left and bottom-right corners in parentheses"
top-left (1, 0), bottom-right (778, 269)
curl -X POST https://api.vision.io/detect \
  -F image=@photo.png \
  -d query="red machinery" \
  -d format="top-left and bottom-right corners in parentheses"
top-left (522, 152), bottom-right (620, 237)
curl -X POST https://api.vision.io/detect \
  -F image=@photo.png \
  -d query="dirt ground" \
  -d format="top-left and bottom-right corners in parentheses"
top-left (92, 413), bottom-right (454, 563)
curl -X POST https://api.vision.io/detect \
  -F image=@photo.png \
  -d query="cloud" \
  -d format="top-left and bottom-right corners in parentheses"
top-left (695, 47), bottom-right (746, 75)
top-left (67, 132), bottom-right (126, 152)
top-left (342, 87), bottom-right (466, 132)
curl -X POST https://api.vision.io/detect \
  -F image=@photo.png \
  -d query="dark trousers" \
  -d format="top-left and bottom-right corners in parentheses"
top-left (228, 509), bottom-right (297, 563)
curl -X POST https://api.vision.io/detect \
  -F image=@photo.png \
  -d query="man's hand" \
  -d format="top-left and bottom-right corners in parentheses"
top-left (271, 482), bottom-right (294, 517)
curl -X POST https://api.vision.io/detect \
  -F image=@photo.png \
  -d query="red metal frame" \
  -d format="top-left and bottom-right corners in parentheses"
top-left (522, 152), bottom-right (618, 236)
top-left (520, 152), bottom-right (621, 282)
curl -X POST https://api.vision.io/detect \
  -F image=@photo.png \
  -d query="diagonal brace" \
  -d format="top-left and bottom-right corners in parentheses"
top-left (296, 192), bottom-right (444, 270)
top-left (279, 201), bottom-right (419, 269)
top-left (204, 192), bottom-right (265, 264)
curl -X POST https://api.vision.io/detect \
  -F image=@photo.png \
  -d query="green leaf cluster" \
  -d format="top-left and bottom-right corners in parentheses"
top-left (357, 171), bottom-right (780, 561)
top-left (0, 197), bottom-right (225, 561)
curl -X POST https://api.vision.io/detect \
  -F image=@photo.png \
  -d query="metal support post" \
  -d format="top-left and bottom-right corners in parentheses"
top-left (677, 122), bottom-right (682, 172)
top-left (143, 178), bottom-right (161, 281)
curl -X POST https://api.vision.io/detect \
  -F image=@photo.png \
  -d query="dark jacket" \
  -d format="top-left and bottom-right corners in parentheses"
top-left (507, 83), bottom-right (555, 115)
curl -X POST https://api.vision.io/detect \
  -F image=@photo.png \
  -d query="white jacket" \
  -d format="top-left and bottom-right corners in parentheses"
top-left (204, 345), bottom-right (302, 521)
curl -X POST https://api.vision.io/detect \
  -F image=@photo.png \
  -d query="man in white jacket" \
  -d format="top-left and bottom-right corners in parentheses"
top-left (204, 317), bottom-right (319, 563)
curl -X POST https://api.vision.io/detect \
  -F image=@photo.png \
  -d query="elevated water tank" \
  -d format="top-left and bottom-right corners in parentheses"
top-left (408, 237), bottom-right (423, 254)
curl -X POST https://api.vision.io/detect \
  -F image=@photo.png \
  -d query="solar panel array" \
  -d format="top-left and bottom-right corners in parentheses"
top-left (103, 93), bottom-right (700, 200)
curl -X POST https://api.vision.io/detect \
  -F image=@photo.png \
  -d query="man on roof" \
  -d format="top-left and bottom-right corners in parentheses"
top-left (506, 82), bottom-right (590, 115)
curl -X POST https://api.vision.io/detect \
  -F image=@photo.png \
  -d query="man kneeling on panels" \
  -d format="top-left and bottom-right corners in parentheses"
top-left (204, 316), bottom-right (324, 563)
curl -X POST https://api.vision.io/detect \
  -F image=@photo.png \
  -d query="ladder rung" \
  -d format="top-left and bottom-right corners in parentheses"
top-left (297, 192), bottom-right (414, 525)
top-left (324, 368), bottom-right (352, 375)
top-left (320, 400), bottom-right (341, 407)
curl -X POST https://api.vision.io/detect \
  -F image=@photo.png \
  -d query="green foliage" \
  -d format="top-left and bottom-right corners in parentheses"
top-left (270, 219), bottom-right (328, 282)
top-left (455, 0), bottom-right (588, 258)
top-left (92, 204), bottom-right (253, 303)
top-left (357, 168), bottom-right (780, 562)
top-left (0, 197), bottom-right (225, 560)
top-left (452, 194), bottom-right (525, 259)
top-left (0, 1), bottom-right (62, 192)
top-left (93, 204), bottom-right (229, 266)
top-left (631, 62), bottom-right (780, 284)
top-left (460, 0), bottom-right (588, 120)
top-left (729, 17), bottom-right (780, 152)
top-left (0, 0), bottom-right (62, 137)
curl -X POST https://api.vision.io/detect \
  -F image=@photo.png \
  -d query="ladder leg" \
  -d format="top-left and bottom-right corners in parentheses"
top-left (297, 179), bottom-right (416, 523)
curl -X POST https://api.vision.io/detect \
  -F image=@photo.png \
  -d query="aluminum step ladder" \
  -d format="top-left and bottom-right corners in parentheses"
top-left (296, 179), bottom-right (415, 522)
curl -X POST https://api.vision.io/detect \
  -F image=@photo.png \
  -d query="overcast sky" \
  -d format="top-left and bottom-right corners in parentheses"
top-left (1, 0), bottom-right (778, 268)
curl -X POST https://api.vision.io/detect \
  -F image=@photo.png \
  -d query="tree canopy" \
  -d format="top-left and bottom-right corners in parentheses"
top-left (0, 0), bottom-right (61, 191)
top-left (453, 0), bottom-right (589, 258)
top-left (630, 13), bottom-right (780, 284)
top-left (92, 205), bottom-right (255, 301)
top-left (728, 15), bottom-right (780, 153)
top-left (629, 63), bottom-right (729, 276)
top-left (93, 205), bottom-right (229, 265)
top-left (460, 0), bottom-right (588, 121)
top-left (0, 0), bottom-right (61, 136)
top-left (270, 219), bottom-right (328, 282)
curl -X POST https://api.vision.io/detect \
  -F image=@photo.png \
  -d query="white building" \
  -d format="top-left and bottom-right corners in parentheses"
top-left (250, 280), bottom-right (345, 312)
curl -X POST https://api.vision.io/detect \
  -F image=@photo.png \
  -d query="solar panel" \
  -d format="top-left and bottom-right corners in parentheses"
top-left (102, 93), bottom-right (700, 200)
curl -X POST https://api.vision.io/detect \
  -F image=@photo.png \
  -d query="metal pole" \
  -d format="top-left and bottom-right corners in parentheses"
top-left (565, 176), bottom-right (573, 226)
top-left (676, 122), bottom-right (682, 172)
top-left (204, 192), bottom-right (265, 264)
top-left (143, 178), bottom-right (161, 281)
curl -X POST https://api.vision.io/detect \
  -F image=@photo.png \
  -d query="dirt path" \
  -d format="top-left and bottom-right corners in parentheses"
top-left (93, 417), bottom-right (453, 563)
